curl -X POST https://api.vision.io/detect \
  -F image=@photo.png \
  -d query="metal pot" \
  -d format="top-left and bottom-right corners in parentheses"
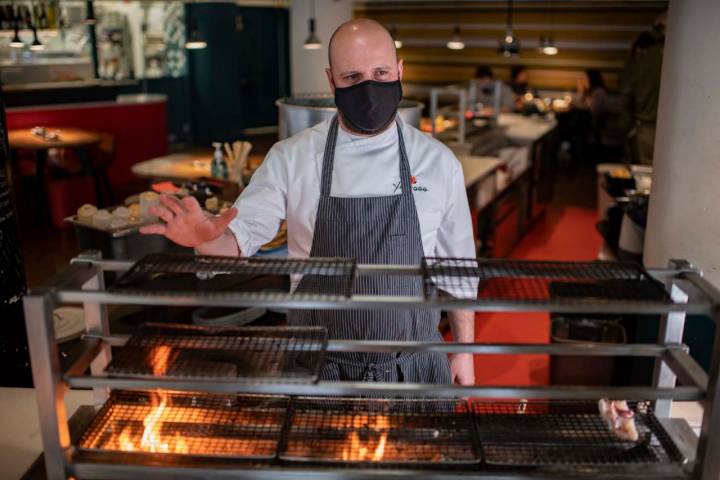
top-left (275, 95), bottom-right (424, 139)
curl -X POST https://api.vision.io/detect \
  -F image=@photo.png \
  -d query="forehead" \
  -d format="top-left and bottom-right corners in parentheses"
top-left (330, 30), bottom-right (396, 72)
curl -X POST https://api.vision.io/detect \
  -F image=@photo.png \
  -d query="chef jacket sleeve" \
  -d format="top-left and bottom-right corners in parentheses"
top-left (433, 159), bottom-right (479, 299)
top-left (227, 144), bottom-right (287, 257)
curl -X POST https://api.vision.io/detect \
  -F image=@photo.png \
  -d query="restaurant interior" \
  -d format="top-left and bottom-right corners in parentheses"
top-left (1, 0), bottom-right (719, 479)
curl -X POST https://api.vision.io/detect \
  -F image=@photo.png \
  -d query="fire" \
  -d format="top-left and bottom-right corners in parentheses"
top-left (341, 415), bottom-right (389, 462)
top-left (108, 345), bottom-right (190, 454)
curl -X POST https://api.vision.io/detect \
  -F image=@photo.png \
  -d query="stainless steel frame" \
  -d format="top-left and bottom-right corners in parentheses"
top-left (23, 254), bottom-right (720, 480)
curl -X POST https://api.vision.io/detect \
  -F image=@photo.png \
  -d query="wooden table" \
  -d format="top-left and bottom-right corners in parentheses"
top-left (9, 127), bottom-right (101, 220)
top-left (131, 151), bottom-right (264, 182)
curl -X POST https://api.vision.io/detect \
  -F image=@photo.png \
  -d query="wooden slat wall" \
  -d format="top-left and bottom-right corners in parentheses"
top-left (354, 1), bottom-right (667, 92)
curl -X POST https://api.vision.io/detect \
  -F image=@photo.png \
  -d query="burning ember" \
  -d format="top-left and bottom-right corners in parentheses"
top-left (341, 415), bottom-right (388, 462)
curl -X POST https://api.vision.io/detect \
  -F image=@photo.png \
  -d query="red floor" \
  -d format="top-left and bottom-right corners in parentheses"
top-left (473, 205), bottom-right (603, 386)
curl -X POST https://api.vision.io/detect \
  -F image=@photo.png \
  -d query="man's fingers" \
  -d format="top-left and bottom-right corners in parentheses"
top-left (150, 205), bottom-right (174, 224)
top-left (160, 194), bottom-right (185, 215)
top-left (139, 224), bottom-right (167, 235)
top-left (181, 195), bottom-right (203, 213)
top-left (217, 207), bottom-right (238, 226)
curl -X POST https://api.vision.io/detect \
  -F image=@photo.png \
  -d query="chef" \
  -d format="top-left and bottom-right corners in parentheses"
top-left (141, 19), bottom-right (476, 385)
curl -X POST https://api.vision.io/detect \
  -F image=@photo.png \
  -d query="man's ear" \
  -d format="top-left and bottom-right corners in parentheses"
top-left (325, 68), bottom-right (336, 93)
top-left (398, 58), bottom-right (404, 81)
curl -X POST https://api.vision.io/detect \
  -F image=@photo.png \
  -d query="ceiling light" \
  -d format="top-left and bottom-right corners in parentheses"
top-left (303, 0), bottom-right (321, 50)
top-left (447, 26), bottom-right (464, 50)
top-left (9, 26), bottom-right (23, 48)
top-left (498, 0), bottom-right (520, 57)
top-left (303, 19), bottom-right (321, 50)
top-left (542, 36), bottom-right (558, 55)
top-left (390, 26), bottom-right (402, 49)
top-left (83, 1), bottom-right (97, 25)
top-left (29, 29), bottom-right (44, 51)
top-left (185, 21), bottom-right (207, 49)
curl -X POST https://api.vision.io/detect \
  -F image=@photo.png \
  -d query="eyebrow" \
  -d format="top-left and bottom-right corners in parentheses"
top-left (338, 66), bottom-right (393, 76)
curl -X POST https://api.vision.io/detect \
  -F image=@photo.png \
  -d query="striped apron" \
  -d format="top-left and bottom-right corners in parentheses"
top-left (289, 116), bottom-right (451, 384)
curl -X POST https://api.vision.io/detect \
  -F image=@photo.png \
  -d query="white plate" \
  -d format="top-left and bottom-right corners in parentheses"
top-left (53, 307), bottom-right (86, 343)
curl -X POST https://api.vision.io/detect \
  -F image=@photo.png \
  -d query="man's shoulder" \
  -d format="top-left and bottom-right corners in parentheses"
top-left (270, 118), bottom-right (330, 158)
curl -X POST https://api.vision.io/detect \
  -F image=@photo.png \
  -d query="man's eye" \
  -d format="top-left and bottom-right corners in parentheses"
top-left (377, 70), bottom-right (388, 76)
top-left (345, 74), bottom-right (359, 81)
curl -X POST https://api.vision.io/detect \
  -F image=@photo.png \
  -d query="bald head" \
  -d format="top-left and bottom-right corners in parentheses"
top-left (325, 19), bottom-right (403, 91)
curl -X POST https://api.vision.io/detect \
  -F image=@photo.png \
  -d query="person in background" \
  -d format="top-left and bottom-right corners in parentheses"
top-left (619, 13), bottom-right (666, 165)
top-left (577, 69), bottom-right (609, 144)
top-left (508, 65), bottom-right (530, 96)
top-left (472, 65), bottom-right (514, 114)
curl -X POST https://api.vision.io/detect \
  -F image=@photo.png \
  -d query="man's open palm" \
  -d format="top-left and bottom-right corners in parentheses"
top-left (139, 195), bottom-right (237, 248)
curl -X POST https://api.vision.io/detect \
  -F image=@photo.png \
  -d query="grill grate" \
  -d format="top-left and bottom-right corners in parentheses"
top-left (422, 257), bottom-right (669, 303)
top-left (112, 253), bottom-right (357, 298)
top-left (280, 397), bottom-right (480, 465)
top-left (78, 391), bottom-right (288, 459)
top-left (471, 401), bottom-right (684, 466)
top-left (106, 323), bottom-right (327, 383)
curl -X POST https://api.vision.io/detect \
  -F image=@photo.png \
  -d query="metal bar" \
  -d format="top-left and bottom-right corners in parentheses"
top-left (662, 348), bottom-right (709, 391)
top-left (327, 340), bottom-right (675, 356)
top-left (69, 253), bottom-right (688, 280)
top-left (654, 274), bottom-right (690, 418)
top-left (693, 303), bottom-right (720, 480)
top-left (70, 462), bottom-right (689, 480)
top-left (23, 292), bottom-right (70, 480)
top-left (70, 256), bottom-right (134, 272)
top-left (54, 290), bottom-right (711, 315)
top-left (63, 337), bottom-right (105, 377)
top-left (682, 271), bottom-right (720, 324)
top-left (85, 333), bottom-right (676, 356)
top-left (81, 257), bottom-right (111, 406)
top-left (64, 376), bottom-right (704, 400)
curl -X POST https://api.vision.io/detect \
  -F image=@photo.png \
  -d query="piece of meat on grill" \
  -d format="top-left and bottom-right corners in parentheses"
top-left (598, 399), bottom-right (639, 442)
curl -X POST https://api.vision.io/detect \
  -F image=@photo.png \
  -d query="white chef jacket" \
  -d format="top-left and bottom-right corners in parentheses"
top-left (228, 117), bottom-right (475, 264)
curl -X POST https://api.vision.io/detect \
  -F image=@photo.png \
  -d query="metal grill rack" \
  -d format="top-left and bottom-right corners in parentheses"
top-left (22, 253), bottom-right (720, 480)
top-left (78, 391), bottom-right (288, 460)
top-left (106, 323), bottom-right (327, 383)
top-left (422, 257), bottom-right (669, 303)
top-left (113, 253), bottom-right (357, 298)
top-left (471, 400), bottom-right (683, 467)
top-left (280, 397), bottom-right (479, 465)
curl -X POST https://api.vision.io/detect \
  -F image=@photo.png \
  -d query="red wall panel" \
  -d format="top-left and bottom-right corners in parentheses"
top-left (7, 101), bottom-right (168, 185)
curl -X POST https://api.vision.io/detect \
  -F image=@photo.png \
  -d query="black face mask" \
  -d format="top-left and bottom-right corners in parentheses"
top-left (334, 79), bottom-right (402, 135)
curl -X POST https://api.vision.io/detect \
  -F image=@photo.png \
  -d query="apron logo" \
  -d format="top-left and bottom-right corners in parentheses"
top-left (393, 176), bottom-right (429, 193)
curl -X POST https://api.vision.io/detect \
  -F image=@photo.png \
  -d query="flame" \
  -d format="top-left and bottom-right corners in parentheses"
top-left (341, 415), bottom-right (389, 462)
top-left (107, 345), bottom-right (190, 454)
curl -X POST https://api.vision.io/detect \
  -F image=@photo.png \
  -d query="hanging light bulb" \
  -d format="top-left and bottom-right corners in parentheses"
top-left (83, 1), bottom-right (97, 25)
top-left (498, 0), bottom-right (520, 57)
top-left (447, 26), bottom-right (464, 50)
top-left (303, 18), bottom-right (321, 50)
top-left (10, 24), bottom-right (24, 48)
top-left (185, 20), bottom-right (207, 49)
top-left (303, 0), bottom-right (321, 50)
top-left (29, 28), bottom-right (44, 51)
top-left (390, 26), bottom-right (402, 49)
top-left (536, 34), bottom-right (546, 53)
top-left (542, 35), bottom-right (558, 55)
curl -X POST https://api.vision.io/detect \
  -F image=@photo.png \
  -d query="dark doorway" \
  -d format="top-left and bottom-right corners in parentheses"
top-left (186, 4), bottom-right (289, 144)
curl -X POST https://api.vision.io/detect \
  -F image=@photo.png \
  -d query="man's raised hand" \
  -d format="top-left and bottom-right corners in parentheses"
top-left (139, 195), bottom-right (237, 248)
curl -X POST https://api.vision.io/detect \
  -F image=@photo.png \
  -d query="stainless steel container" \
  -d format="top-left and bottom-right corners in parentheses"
top-left (275, 95), bottom-right (424, 139)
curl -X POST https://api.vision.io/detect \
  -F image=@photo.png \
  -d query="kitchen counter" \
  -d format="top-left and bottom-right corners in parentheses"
top-left (0, 387), bottom-right (94, 480)
top-left (497, 113), bottom-right (557, 146)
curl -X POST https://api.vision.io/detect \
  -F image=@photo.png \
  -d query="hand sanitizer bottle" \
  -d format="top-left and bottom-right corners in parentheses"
top-left (211, 142), bottom-right (228, 179)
